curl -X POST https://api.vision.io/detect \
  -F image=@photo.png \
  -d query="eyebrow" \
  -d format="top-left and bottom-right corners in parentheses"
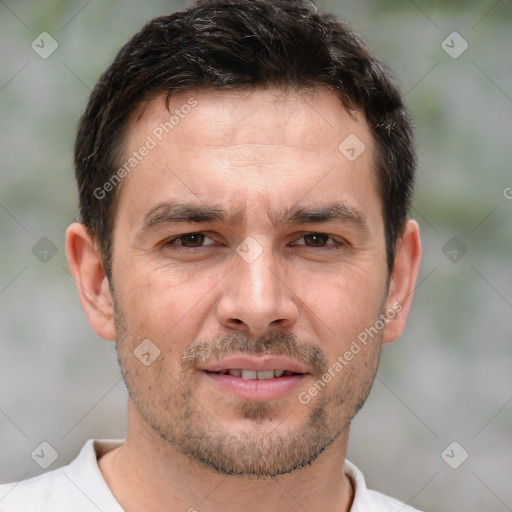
top-left (141, 202), bottom-right (245, 230)
top-left (274, 203), bottom-right (368, 231)
top-left (139, 200), bottom-right (370, 234)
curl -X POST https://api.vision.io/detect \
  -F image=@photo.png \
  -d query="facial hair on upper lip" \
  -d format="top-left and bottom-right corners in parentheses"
top-left (179, 329), bottom-right (328, 379)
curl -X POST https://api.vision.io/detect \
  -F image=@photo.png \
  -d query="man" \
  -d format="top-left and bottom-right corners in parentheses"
top-left (0, 0), bottom-right (422, 510)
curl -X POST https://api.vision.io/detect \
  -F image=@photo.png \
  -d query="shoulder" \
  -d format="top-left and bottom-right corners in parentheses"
top-left (345, 459), bottom-right (424, 512)
top-left (365, 489), bottom-right (424, 512)
top-left (0, 467), bottom-right (75, 511)
top-left (0, 439), bottom-right (124, 512)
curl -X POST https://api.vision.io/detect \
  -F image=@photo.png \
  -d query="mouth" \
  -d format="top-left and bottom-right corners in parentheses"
top-left (205, 368), bottom-right (300, 379)
top-left (200, 355), bottom-right (310, 400)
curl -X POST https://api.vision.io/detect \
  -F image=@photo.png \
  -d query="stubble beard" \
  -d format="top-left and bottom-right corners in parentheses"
top-left (114, 311), bottom-right (382, 478)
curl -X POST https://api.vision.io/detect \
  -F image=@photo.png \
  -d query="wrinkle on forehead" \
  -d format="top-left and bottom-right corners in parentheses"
top-left (130, 87), bottom-right (369, 152)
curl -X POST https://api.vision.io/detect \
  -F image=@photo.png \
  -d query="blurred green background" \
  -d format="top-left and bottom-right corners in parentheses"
top-left (1, 0), bottom-right (511, 510)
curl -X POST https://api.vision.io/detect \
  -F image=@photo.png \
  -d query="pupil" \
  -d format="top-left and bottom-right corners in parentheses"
top-left (183, 234), bottom-right (204, 247)
top-left (306, 234), bottom-right (327, 247)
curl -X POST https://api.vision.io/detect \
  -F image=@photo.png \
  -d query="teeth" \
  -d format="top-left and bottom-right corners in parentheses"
top-left (257, 370), bottom-right (275, 380)
top-left (222, 369), bottom-right (291, 380)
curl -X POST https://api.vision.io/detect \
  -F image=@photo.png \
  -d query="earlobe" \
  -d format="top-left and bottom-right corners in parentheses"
top-left (382, 220), bottom-right (422, 344)
top-left (65, 223), bottom-right (116, 341)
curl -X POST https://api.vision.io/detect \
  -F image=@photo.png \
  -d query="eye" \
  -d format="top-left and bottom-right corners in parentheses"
top-left (166, 232), bottom-right (216, 248)
top-left (292, 233), bottom-right (344, 248)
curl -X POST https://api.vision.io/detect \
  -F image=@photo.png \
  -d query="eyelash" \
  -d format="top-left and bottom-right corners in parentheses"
top-left (164, 232), bottom-right (346, 251)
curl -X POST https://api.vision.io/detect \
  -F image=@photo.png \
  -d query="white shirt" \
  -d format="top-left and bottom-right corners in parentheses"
top-left (0, 439), bottom-right (422, 511)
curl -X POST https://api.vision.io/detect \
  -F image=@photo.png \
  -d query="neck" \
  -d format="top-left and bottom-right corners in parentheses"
top-left (99, 399), bottom-right (354, 512)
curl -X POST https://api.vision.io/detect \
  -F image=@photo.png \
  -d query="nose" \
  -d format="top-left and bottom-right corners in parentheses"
top-left (216, 241), bottom-right (299, 337)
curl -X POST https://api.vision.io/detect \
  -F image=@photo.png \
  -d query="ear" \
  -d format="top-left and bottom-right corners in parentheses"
top-left (65, 223), bottom-right (116, 341)
top-left (382, 219), bottom-right (422, 344)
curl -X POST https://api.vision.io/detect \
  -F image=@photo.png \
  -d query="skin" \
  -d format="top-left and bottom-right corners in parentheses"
top-left (66, 87), bottom-right (421, 512)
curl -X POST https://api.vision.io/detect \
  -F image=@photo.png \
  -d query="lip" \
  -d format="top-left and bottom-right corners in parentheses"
top-left (200, 354), bottom-right (310, 401)
top-left (201, 355), bottom-right (310, 374)
top-left (203, 371), bottom-right (308, 401)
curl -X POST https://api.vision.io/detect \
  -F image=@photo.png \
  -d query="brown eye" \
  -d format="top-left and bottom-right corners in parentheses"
top-left (177, 233), bottom-right (205, 247)
top-left (302, 233), bottom-right (331, 247)
top-left (291, 233), bottom-right (346, 251)
top-left (168, 233), bottom-right (213, 248)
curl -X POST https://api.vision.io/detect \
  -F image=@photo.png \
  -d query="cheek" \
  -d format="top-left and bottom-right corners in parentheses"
top-left (299, 265), bottom-right (386, 349)
top-left (115, 262), bottom-right (221, 342)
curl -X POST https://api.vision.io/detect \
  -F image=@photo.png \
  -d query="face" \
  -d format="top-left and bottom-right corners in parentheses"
top-left (110, 88), bottom-right (390, 477)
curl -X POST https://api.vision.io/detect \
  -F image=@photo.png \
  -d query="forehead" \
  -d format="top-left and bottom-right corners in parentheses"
top-left (131, 87), bottom-right (370, 152)
top-left (117, 87), bottom-right (378, 228)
